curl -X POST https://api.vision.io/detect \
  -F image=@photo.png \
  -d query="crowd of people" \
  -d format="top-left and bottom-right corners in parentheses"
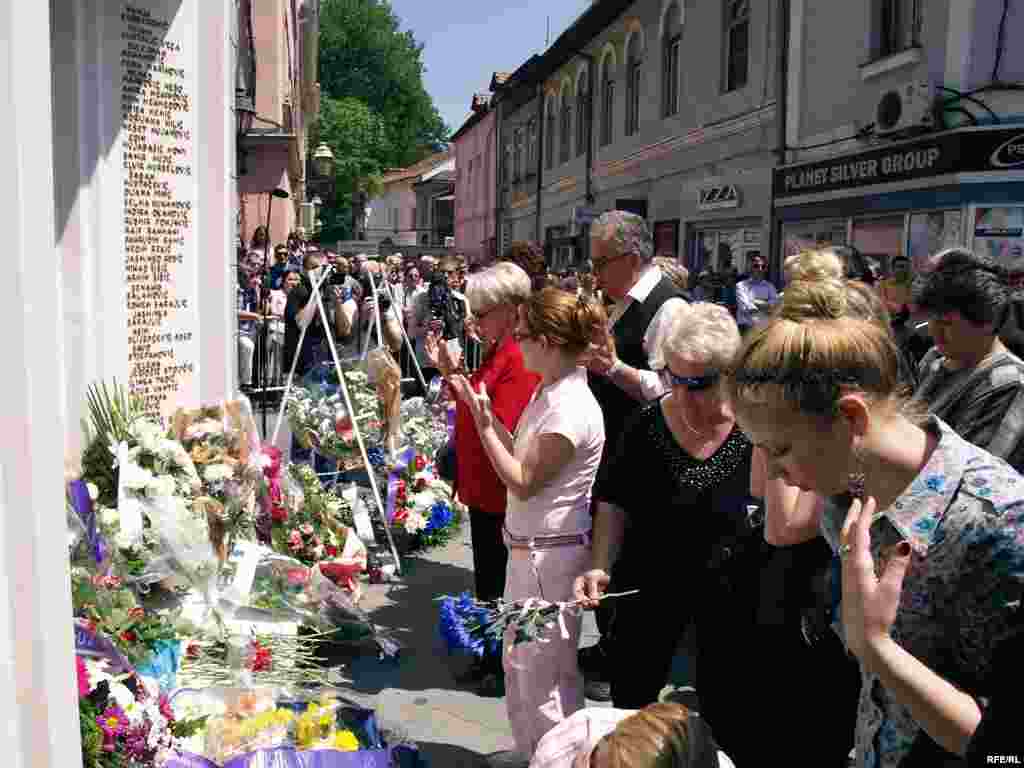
top-left (236, 211), bottom-right (1024, 767)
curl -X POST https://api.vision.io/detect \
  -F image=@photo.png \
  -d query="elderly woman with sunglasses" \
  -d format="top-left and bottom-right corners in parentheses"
top-left (574, 302), bottom-right (815, 767)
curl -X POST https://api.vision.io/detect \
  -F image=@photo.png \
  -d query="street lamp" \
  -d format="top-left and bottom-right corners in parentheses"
top-left (235, 90), bottom-right (256, 175)
top-left (312, 143), bottom-right (335, 178)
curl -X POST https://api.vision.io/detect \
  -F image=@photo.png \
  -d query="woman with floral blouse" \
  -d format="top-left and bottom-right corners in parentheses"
top-left (729, 278), bottom-right (1024, 768)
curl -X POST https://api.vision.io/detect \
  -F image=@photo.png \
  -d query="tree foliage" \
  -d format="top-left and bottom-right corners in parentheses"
top-left (314, 0), bottom-right (449, 239)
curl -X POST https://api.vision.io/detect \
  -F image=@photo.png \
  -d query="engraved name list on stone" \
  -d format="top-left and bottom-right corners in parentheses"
top-left (120, 2), bottom-right (197, 415)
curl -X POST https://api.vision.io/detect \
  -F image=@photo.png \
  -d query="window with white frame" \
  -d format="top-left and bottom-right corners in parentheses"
top-left (601, 60), bottom-right (615, 147)
top-left (662, 4), bottom-right (681, 117)
top-left (545, 97), bottom-right (556, 170)
top-left (576, 77), bottom-right (589, 158)
top-left (513, 128), bottom-right (522, 182)
top-left (724, 0), bottom-right (749, 92)
top-left (625, 36), bottom-right (642, 136)
top-left (527, 119), bottom-right (537, 173)
top-left (874, 0), bottom-right (920, 59)
top-left (560, 95), bottom-right (572, 164)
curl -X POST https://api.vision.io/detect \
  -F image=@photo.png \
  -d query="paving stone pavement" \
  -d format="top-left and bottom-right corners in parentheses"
top-left (320, 526), bottom-right (688, 767)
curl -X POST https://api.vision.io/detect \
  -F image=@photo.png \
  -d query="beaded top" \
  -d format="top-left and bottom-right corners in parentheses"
top-left (648, 404), bottom-right (751, 494)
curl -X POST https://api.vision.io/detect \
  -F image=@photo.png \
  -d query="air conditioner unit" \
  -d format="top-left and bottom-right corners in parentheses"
top-left (874, 81), bottom-right (936, 136)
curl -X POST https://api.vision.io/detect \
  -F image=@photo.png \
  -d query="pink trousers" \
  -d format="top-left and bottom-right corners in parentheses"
top-left (503, 543), bottom-right (589, 759)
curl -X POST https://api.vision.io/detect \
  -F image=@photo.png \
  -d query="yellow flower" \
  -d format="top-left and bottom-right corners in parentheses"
top-left (333, 730), bottom-right (359, 751)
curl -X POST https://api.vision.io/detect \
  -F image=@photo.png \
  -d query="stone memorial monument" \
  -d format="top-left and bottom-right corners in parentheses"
top-left (1, 1), bottom-right (235, 764)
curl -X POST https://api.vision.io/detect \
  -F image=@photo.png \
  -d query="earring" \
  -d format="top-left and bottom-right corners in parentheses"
top-left (848, 445), bottom-right (866, 499)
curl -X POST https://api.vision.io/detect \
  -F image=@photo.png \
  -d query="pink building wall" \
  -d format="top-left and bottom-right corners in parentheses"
top-left (239, 0), bottom-right (316, 249)
top-left (454, 109), bottom-right (496, 265)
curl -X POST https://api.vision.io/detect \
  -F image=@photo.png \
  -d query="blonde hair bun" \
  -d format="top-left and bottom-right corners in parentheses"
top-left (780, 277), bottom-right (848, 321)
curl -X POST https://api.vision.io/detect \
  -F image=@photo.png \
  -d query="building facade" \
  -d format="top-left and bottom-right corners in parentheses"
top-left (237, 0), bottom-right (321, 250)
top-left (365, 150), bottom-right (454, 250)
top-left (775, 0), bottom-right (1024, 281)
top-left (497, 0), bottom-right (782, 277)
top-left (452, 92), bottom-right (498, 265)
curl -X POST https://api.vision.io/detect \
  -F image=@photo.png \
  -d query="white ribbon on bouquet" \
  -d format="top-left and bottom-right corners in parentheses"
top-left (270, 264), bottom-right (402, 574)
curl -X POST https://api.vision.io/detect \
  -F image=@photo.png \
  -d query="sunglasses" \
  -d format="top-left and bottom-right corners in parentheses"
top-left (658, 368), bottom-right (720, 391)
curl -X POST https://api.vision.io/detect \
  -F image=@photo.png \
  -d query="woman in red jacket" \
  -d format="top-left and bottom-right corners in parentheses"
top-left (428, 259), bottom-right (540, 617)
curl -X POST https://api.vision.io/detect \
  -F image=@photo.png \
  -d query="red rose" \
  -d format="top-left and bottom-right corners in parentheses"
top-left (413, 455), bottom-right (426, 472)
top-left (325, 545), bottom-right (338, 558)
top-left (395, 480), bottom-right (406, 494)
top-left (120, 630), bottom-right (137, 643)
top-left (393, 508), bottom-right (408, 523)
top-left (335, 416), bottom-right (354, 442)
top-left (271, 505), bottom-right (288, 523)
top-left (185, 642), bottom-right (201, 660)
top-left (128, 607), bottom-right (145, 621)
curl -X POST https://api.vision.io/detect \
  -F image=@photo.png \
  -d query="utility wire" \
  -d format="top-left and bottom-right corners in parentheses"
top-left (993, 0), bottom-right (1010, 83)
top-left (937, 86), bottom-right (999, 124)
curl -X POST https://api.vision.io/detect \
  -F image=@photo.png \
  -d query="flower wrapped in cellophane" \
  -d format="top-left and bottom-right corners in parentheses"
top-left (171, 398), bottom-right (264, 560)
top-left (76, 650), bottom-right (207, 768)
top-left (217, 542), bottom-right (398, 659)
top-left (165, 687), bottom-right (410, 768)
top-left (383, 447), bottom-right (460, 552)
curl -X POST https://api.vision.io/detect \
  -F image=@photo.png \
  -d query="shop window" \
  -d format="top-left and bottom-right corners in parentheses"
top-left (724, 0), bottom-right (750, 92)
top-left (972, 206), bottom-right (1024, 278)
top-left (852, 215), bottom-right (906, 279)
top-left (654, 220), bottom-right (679, 258)
top-left (873, 0), bottom-right (920, 60)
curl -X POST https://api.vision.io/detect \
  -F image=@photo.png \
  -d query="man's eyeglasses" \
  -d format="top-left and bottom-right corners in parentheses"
top-left (658, 368), bottom-right (720, 391)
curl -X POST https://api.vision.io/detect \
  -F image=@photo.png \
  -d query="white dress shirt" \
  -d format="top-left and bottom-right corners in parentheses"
top-left (735, 277), bottom-right (779, 328)
top-left (608, 266), bottom-right (687, 400)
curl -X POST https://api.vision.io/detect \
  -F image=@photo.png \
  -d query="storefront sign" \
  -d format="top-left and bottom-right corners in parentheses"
top-left (698, 184), bottom-right (741, 211)
top-left (773, 127), bottom-right (1024, 201)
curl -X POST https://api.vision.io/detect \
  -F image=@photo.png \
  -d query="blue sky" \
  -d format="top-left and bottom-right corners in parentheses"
top-left (390, 0), bottom-right (592, 135)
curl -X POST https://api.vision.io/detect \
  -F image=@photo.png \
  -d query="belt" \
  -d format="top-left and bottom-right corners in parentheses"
top-left (503, 526), bottom-right (590, 551)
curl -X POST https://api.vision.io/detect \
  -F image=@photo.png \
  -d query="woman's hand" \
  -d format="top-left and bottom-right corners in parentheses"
top-left (840, 495), bottom-right (912, 663)
top-left (449, 376), bottom-right (493, 432)
top-left (438, 337), bottom-right (463, 376)
top-left (573, 569), bottom-right (609, 610)
top-left (423, 331), bottom-right (441, 369)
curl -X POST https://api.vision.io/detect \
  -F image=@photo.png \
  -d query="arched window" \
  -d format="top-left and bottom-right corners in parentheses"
top-left (560, 91), bottom-right (572, 164)
top-left (576, 75), bottom-right (590, 158)
top-left (513, 128), bottom-right (522, 182)
top-left (600, 53), bottom-right (615, 147)
top-left (527, 118), bottom-right (537, 173)
top-left (662, 4), bottom-right (681, 117)
top-left (545, 96), bottom-right (556, 170)
top-left (625, 32), bottom-right (643, 136)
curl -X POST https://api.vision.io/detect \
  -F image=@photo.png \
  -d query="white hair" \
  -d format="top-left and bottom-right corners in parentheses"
top-left (655, 302), bottom-right (740, 370)
top-left (466, 261), bottom-right (532, 313)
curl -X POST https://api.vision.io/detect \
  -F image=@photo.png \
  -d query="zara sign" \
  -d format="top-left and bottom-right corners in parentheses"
top-left (698, 184), bottom-right (741, 211)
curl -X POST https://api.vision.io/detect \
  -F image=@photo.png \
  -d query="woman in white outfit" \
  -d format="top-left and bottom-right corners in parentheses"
top-left (452, 287), bottom-right (607, 764)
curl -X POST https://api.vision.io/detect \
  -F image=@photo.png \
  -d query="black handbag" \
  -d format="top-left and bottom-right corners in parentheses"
top-left (435, 438), bottom-right (456, 486)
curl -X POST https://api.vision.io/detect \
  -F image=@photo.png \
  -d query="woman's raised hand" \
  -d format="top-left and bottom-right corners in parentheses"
top-left (840, 495), bottom-right (912, 662)
top-left (449, 376), bottom-right (493, 431)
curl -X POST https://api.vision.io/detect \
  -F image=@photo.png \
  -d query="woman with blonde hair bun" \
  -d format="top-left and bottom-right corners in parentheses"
top-left (731, 277), bottom-right (1024, 768)
top-left (452, 287), bottom-right (607, 764)
top-left (783, 247), bottom-right (845, 284)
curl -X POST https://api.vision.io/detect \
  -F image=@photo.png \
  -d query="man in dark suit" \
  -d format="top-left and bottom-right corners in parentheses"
top-left (580, 211), bottom-right (688, 700)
